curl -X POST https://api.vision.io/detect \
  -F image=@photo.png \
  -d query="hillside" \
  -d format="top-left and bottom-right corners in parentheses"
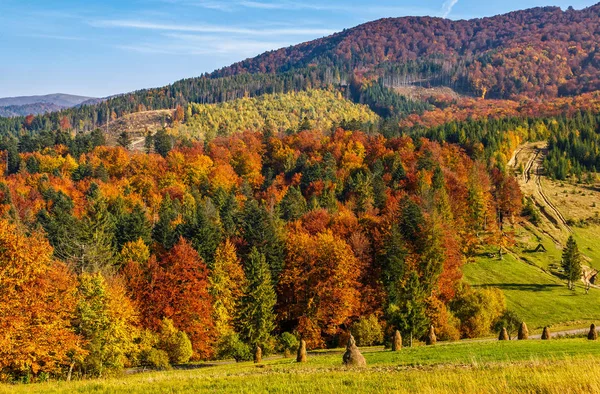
top-left (213, 4), bottom-right (600, 99)
top-left (3, 4), bottom-right (600, 136)
top-left (181, 90), bottom-right (379, 140)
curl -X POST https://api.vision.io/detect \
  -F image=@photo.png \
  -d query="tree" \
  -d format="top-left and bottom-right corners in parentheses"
top-left (0, 220), bottom-right (84, 381)
top-left (154, 129), bottom-right (173, 157)
top-left (280, 186), bottom-right (307, 221)
top-left (57, 197), bottom-right (117, 273)
top-left (117, 132), bottom-right (131, 149)
top-left (279, 229), bottom-right (362, 347)
top-left (152, 194), bottom-right (180, 250)
top-left (241, 199), bottom-right (285, 282)
top-left (156, 318), bottom-right (193, 365)
top-left (124, 238), bottom-right (216, 359)
top-left (209, 240), bottom-right (247, 337)
top-left (562, 236), bottom-right (582, 290)
top-left (388, 271), bottom-right (429, 347)
top-left (493, 310), bottom-right (522, 340)
top-left (238, 247), bottom-right (276, 348)
top-left (351, 315), bottom-right (384, 346)
top-left (74, 273), bottom-right (138, 377)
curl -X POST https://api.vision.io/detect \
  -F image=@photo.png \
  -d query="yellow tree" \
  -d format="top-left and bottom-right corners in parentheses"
top-left (209, 239), bottom-right (247, 337)
top-left (0, 220), bottom-right (84, 381)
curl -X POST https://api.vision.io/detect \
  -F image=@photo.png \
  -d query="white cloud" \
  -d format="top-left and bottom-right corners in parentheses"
top-left (91, 19), bottom-right (336, 36)
top-left (441, 0), bottom-right (459, 18)
top-left (117, 33), bottom-right (292, 57)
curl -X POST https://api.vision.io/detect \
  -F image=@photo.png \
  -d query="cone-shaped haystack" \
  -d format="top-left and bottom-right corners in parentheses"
top-left (589, 324), bottom-right (598, 340)
top-left (392, 330), bottom-right (402, 351)
top-left (541, 326), bottom-right (550, 340)
top-left (498, 327), bottom-right (509, 340)
top-left (254, 345), bottom-right (262, 363)
top-left (342, 335), bottom-right (367, 367)
top-left (296, 339), bottom-right (307, 363)
top-left (518, 322), bottom-right (529, 340)
top-left (426, 325), bottom-right (437, 345)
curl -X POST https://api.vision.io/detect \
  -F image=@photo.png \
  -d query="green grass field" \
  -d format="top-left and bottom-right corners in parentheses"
top-left (463, 252), bottom-right (600, 329)
top-left (5, 339), bottom-right (600, 393)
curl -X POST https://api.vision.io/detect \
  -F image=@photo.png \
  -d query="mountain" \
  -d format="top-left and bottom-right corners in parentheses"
top-left (0, 93), bottom-right (97, 117)
top-left (2, 4), bottom-right (600, 133)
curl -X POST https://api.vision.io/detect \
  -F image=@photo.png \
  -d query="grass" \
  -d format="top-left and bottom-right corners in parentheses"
top-left (5, 339), bottom-right (600, 393)
top-left (573, 225), bottom-right (600, 268)
top-left (463, 252), bottom-right (600, 329)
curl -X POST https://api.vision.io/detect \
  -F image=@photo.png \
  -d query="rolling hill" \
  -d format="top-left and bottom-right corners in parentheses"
top-left (0, 93), bottom-right (99, 117)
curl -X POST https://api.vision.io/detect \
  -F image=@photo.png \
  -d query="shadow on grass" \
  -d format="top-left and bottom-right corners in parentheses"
top-left (472, 283), bottom-right (562, 292)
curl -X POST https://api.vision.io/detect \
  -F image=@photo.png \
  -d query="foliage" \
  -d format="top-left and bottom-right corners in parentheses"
top-left (450, 283), bottom-right (506, 339)
top-left (238, 248), bottom-right (276, 348)
top-left (350, 315), bottom-right (384, 347)
top-left (0, 220), bottom-right (83, 381)
top-left (185, 90), bottom-right (378, 139)
top-left (74, 273), bottom-right (139, 377)
top-left (493, 310), bottom-right (522, 340)
top-left (216, 332), bottom-right (252, 362)
top-left (561, 236), bottom-right (582, 290)
top-left (277, 333), bottom-right (299, 357)
top-left (156, 319), bottom-right (193, 365)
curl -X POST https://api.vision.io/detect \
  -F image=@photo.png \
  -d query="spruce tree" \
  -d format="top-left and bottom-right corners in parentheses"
top-left (152, 194), bottom-right (180, 250)
top-left (562, 236), bottom-right (582, 290)
top-left (238, 247), bottom-right (276, 348)
top-left (280, 186), bottom-right (307, 221)
top-left (387, 271), bottom-right (429, 347)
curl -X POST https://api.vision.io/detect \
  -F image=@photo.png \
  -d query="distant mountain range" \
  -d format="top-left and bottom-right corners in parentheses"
top-left (0, 94), bottom-right (100, 117)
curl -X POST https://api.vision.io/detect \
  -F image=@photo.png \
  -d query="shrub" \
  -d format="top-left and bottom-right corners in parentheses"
top-left (278, 332), bottom-right (299, 358)
top-left (157, 318), bottom-right (193, 365)
top-left (216, 332), bottom-right (251, 362)
top-left (351, 315), bottom-right (384, 346)
top-left (450, 283), bottom-right (505, 338)
top-left (141, 348), bottom-right (171, 370)
top-left (493, 310), bottom-right (522, 340)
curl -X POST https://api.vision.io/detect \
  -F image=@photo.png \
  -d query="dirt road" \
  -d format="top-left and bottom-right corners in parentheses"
top-left (510, 142), bottom-right (571, 235)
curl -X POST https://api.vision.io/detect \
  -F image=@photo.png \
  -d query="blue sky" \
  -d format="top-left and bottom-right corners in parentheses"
top-left (0, 0), bottom-right (596, 98)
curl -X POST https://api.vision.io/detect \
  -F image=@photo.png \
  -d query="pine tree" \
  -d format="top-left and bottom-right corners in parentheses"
top-left (152, 194), bottom-right (180, 250)
top-left (280, 186), bottom-right (307, 221)
top-left (241, 199), bottom-right (285, 282)
top-left (238, 247), bottom-right (276, 348)
top-left (387, 271), bottom-right (429, 347)
top-left (562, 236), bottom-right (582, 290)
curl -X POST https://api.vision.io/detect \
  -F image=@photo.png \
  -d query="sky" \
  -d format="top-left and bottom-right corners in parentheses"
top-left (0, 0), bottom-right (597, 98)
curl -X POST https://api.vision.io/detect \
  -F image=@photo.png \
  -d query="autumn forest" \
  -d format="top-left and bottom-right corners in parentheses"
top-left (2, 2), bottom-right (600, 387)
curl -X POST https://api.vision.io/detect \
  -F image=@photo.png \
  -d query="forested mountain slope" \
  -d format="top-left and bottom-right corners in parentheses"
top-left (3, 4), bottom-right (600, 136)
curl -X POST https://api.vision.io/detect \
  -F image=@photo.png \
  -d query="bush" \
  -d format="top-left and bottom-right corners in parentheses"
top-left (493, 310), bottom-right (522, 340)
top-left (157, 318), bottom-right (193, 364)
top-left (141, 348), bottom-right (171, 370)
top-left (450, 283), bottom-right (505, 339)
top-left (278, 332), bottom-right (299, 357)
top-left (351, 315), bottom-right (384, 346)
top-left (216, 332), bottom-right (252, 362)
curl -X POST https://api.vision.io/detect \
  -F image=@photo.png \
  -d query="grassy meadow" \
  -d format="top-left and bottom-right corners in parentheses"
top-left (4, 339), bottom-right (600, 393)
top-left (463, 251), bottom-right (600, 330)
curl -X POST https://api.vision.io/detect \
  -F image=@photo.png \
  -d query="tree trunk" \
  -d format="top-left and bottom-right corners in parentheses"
top-left (67, 362), bottom-right (75, 382)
